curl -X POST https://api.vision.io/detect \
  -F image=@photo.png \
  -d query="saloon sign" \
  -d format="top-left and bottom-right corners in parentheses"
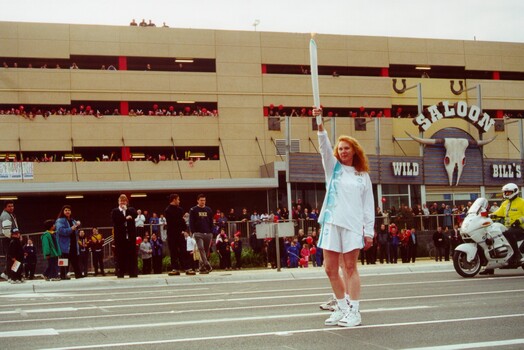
top-left (413, 100), bottom-right (495, 133)
top-left (407, 100), bottom-right (497, 186)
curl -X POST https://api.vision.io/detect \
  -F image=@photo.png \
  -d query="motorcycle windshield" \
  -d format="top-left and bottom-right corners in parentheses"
top-left (468, 198), bottom-right (488, 215)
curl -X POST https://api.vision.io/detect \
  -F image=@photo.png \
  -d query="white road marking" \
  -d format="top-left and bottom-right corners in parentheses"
top-left (403, 338), bottom-right (524, 350)
top-left (0, 287), bottom-right (210, 300)
top-left (0, 300), bottom-right (437, 326)
top-left (36, 313), bottom-right (524, 350)
top-left (0, 292), bottom-right (71, 298)
top-left (2, 275), bottom-right (523, 310)
top-left (0, 307), bottom-right (78, 315)
top-left (0, 286), bottom-right (521, 318)
top-left (6, 306), bottom-right (423, 336)
top-left (0, 328), bottom-right (58, 338)
top-left (0, 286), bottom-right (331, 308)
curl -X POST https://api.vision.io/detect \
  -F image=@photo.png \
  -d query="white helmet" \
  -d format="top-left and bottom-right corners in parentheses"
top-left (502, 183), bottom-right (519, 200)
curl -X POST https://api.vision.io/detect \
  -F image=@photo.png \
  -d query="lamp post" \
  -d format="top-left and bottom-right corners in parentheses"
top-left (285, 115), bottom-right (292, 220)
top-left (392, 80), bottom-right (424, 207)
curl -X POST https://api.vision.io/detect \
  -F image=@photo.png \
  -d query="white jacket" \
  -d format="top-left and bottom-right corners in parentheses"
top-left (317, 130), bottom-right (375, 238)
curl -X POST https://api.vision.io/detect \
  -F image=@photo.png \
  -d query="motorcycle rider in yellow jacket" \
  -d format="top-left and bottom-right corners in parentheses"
top-left (491, 183), bottom-right (524, 266)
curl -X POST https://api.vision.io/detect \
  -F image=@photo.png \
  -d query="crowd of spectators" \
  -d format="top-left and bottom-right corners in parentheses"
top-left (374, 201), bottom-right (502, 231)
top-left (267, 104), bottom-right (384, 119)
top-left (1, 152), bottom-right (219, 163)
top-left (11, 197), bottom-right (498, 282)
top-left (361, 223), bottom-right (420, 265)
top-left (128, 106), bottom-right (218, 117)
top-left (0, 104), bottom-right (218, 120)
top-left (2, 61), bottom-right (105, 70)
top-left (124, 202), bottom-right (322, 272)
top-left (3, 61), bottom-right (170, 72)
top-left (267, 105), bottom-right (524, 120)
top-left (363, 200), bottom-right (500, 265)
top-left (2, 60), bottom-right (207, 73)
top-left (359, 200), bottom-right (490, 266)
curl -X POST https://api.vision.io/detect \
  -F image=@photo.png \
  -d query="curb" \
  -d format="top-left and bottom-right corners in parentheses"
top-left (0, 260), bottom-right (455, 294)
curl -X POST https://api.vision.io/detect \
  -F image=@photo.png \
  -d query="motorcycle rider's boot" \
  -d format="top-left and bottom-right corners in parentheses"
top-left (508, 251), bottom-right (524, 266)
top-left (479, 269), bottom-right (494, 275)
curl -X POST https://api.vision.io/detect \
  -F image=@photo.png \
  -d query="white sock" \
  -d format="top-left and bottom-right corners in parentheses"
top-left (349, 300), bottom-right (360, 312)
top-left (345, 293), bottom-right (351, 304)
top-left (337, 298), bottom-right (349, 311)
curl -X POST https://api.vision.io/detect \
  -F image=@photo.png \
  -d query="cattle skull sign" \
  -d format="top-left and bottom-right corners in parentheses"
top-left (406, 132), bottom-right (496, 186)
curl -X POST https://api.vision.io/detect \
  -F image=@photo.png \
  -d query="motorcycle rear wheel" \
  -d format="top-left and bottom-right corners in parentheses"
top-left (453, 250), bottom-right (481, 277)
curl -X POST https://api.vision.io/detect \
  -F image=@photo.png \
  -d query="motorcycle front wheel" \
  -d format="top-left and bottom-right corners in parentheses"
top-left (453, 250), bottom-right (481, 278)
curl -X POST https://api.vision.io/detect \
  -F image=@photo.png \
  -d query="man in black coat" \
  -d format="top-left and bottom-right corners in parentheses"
top-left (111, 194), bottom-right (138, 278)
top-left (432, 226), bottom-right (445, 262)
top-left (165, 194), bottom-right (193, 275)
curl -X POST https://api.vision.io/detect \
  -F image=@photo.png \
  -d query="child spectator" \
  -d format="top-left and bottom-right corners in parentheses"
top-left (232, 232), bottom-right (242, 270)
top-left (301, 243), bottom-right (310, 268)
top-left (90, 228), bottom-right (105, 276)
top-left (139, 236), bottom-right (152, 274)
top-left (184, 231), bottom-right (198, 274)
top-left (78, 230), bottom-right (89, 277)
top-left (216, 230), bottom-right (231, 270)
top-left (293, 236), bottom-right (302, 254)
top-left (287, 241), bottom-right (299, 268)
top-left (159, 214), bottom-right (167, 241)
top-left (150, 233), bottom-right (163, 274)
top-left (41, 219), bottom-right (61, 281)
top-left (23, 238), bottom-right (37, 280)
top-left (7, 229), bottom-right (24, 283)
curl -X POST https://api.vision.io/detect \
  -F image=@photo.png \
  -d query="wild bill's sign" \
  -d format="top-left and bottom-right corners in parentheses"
top-left (413, 100), bottom-right (495, 133)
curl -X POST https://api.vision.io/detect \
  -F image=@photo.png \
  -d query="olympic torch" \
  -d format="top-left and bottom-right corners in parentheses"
top-left (309, 34), bottom-right (322, 125)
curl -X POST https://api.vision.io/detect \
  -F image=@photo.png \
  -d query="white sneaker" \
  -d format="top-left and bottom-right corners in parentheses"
top-left (338, 309), bottom-right (361, 327)
top-left (324, 306), bottom-right (347, 326)
top-left (319, 297), bottom-right (337, 311)
top-left (0, 272), bottom-right (8, 281)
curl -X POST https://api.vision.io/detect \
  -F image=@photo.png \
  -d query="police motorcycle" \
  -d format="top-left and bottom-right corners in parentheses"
top-left (453, 197), bottom-right (524, 277)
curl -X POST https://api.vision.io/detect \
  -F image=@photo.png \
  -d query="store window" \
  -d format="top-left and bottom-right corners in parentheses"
top-left (425, 192), bottom-right (480, 207)
top-left (485, 188), bottom-right (504, 203)
top-left (381, 184), bottom-right (411, 212)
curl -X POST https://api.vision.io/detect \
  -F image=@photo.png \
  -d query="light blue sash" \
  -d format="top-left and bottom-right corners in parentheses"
top-left (317, 162), bottom-right (342, 247)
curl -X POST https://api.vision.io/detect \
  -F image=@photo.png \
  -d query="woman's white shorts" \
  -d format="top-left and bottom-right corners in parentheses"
top-left (318, 223), bottom-right (364, 253)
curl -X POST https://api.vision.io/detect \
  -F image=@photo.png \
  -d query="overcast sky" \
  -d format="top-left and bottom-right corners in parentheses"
top-left (1, 0), bottom-right (523, 43)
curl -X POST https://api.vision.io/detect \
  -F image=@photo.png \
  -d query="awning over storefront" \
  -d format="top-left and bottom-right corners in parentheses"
top-left (0, 178), bottom-right (279, 195)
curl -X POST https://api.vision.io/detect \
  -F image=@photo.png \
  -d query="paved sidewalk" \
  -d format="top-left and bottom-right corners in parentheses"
top-left (0, 259), bottom-right (455, 294)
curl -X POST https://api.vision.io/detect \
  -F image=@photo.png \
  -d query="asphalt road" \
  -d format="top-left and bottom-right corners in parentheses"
top-left (0, 261), bottom-right (523, 350)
